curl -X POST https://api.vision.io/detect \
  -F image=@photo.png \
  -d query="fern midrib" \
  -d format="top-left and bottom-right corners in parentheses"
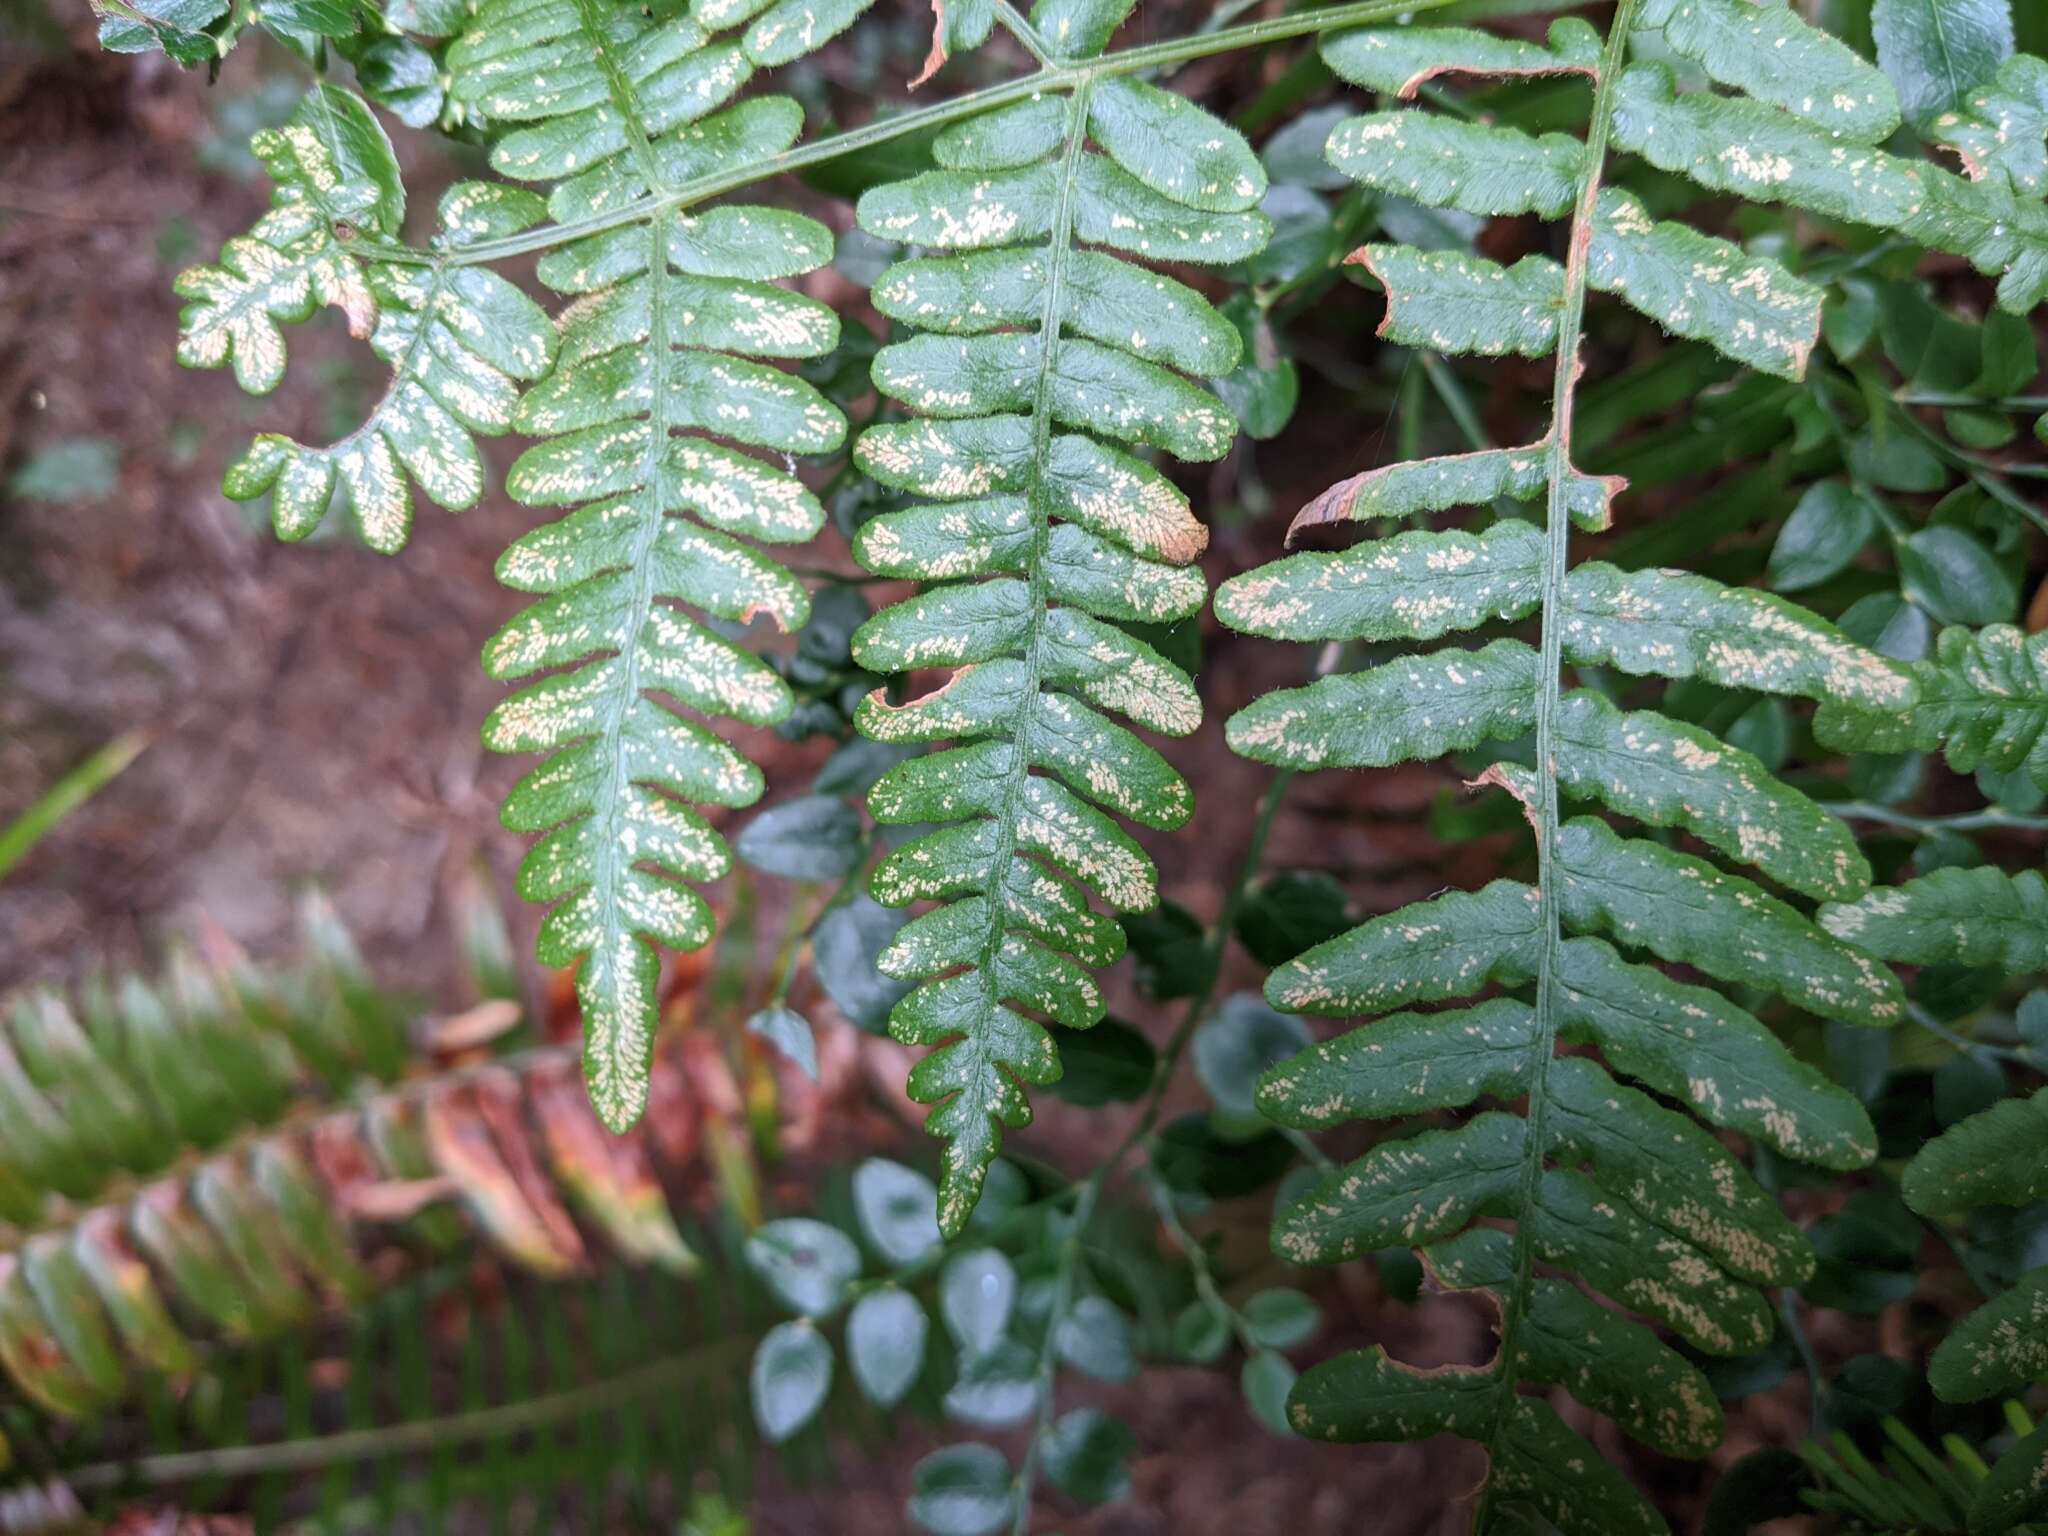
top-left (586, 221), bottom-right (675, 1001)
top-left (570, 0), bottom-right (667, 188)
top-left (344, 0), bottom-right (1460, 268)
top-left (958, 80), bottom-right (1096, 1173)
top-left (1475, 0), bottom-right (1640, 1517)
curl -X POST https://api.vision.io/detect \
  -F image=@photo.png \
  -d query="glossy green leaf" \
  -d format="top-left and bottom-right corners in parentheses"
top-left (852, 1158), bottom-right (942, 1267)
top-left (1769, 480), bottom-right (1880, 591)
top-left (909, 1444), bottom-right (1015, 1536)
top-left (1041, 1406), bottom-right (1134, 1504)
top-left (747, 1218), bottom-right (862, 1317)
top-left (940, 1247), bottom-right (1016, 1357)
top-left (745, 1006), bottom-right (819, 1080)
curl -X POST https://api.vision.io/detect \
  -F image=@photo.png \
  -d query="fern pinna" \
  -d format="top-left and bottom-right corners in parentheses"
top-left (1816, 862), bottom-right (2048, 1534)
top-left (448, 4), bottom-right (853, 1134)
top-left (179, 0), bottom-right (881, 1130)
top-left (841, 0), bottom-right (1262, 1235)
top-left (1198, 1), bottom-right (2048, 1527)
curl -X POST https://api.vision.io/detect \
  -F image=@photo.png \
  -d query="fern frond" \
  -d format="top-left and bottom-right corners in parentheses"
top-left (441, 5), bottom-right (852, 1132)
top-left (1817, 623), bottom-right (2048, 790)
top-left (221, 184), bottom-right (556, 552)
top-left (0, 1034), bottom-right (723, 1420)
top-left (180, 84), bottom-right (558, 558)
top-left (1836, 865), bottom-right (2048, 1526)
top-left (172, 85), bottom-right (404, 397)
top-left (1895, 1084), bottom-right (2048, 1533)
top-left (1822, 864), bottom-right (2048, 970)
top-left (1198, 2), bottom-right (2020, 1526)
top-left (845, 0), bottom-right (1262, 1235)
top-left (0, 898), bottom-right (403, 1233)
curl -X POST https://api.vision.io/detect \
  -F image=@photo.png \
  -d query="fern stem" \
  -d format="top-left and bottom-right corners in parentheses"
top-left (1828, 801), bottom-right (2048, 837)
top-left (1906, 1003), bottom-right (2033, 1068)
top-left (340, 0), bottom-right (1461, 268)
top-left (989, 0), bottom-right (1054, 67)
top-left (1897, 391), bottom-right (2048, 411)
top-left (1473, 4), bottom-right (1640, 1525)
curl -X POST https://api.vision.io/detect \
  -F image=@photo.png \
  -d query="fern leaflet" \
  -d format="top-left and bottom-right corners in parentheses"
top-left (845, 0), bottom-right (1262, 1234)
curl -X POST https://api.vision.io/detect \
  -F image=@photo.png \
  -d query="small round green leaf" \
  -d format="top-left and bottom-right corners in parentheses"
top-left (1236, 871), bottom-right (1353, 967)
top-left (909, 1444), bottom-right (1015, 1536)
top-left (1767, 481), bottom-right (1877, 593)
top-left (847, 1287), bottom-right (928, 1408)
top-left (853, 1158), bottom-right (943, 1267)
top-left (750, 1320), bottom-right (833, 1443)
top-left (1192, 994), bottom-right (1313, 1125)
top-left (940, 1247), bottom-right (1017, 1357)
top-left (745, 1006), bottom-right (819, 1080)
top-left (1241, 1348), bottom-right (1297, 1436)
top-left (1048, 1018), bottom-right (1156, 1107)
top-left (746, 1218), bottom-right (862, 1318)
top-left (737, 794), bottom-right (865, 881)
top-left (1899, 527), bottom-right (2020, 626)
top-left (1053, 1295), bottom-right (1136, 1382)
top-left (943, 1338), bottom-right (1038, 1426)
top-left (1173, 1300), bottom-right (1231, 1364)
top-left (1242, 1288), bottom-right (1319, 1351)
top-left (1041, 1407), bottom-right (1136, 1506)
top-left (814, 896), bottom-right (914, 1032)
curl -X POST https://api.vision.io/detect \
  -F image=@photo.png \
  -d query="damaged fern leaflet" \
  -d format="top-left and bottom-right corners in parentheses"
top-left (1209, 3), bottom-right (1968, 1529)
top-left (848, 0), bottom-right (1261, 1234)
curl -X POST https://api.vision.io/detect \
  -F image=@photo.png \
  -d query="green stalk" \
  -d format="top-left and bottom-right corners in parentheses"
top-left (342, 0), bottom-right (1461, 268)
top-left (1828, 801), bottom-right (2048, 838)
top-left (1474, 3), bottom-right (1639, 1526)
top-left (0, 729), bottom-right (152, 881)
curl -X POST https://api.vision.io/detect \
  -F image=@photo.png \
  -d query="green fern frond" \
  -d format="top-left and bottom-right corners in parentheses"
top-left (1822, 864), bottom-right (2048, 970)
top-left (1832, 866), bottom-right (2048, 1532)
top-left (440, 3), bottom-right (854, 1133)
top-left (0, 897), bottom-right (404, 1234)
top-left (1192, 1), bottom-right (2048, 1526)
top-left (221, 184), bottom-right (556, 552)
top-left (1794, 1411), bottom-right (2047, 1536)
top-left (9, 1263), bottom-right (782, 1533)
top-left (843, 0), bottom-right (1263, 1236)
